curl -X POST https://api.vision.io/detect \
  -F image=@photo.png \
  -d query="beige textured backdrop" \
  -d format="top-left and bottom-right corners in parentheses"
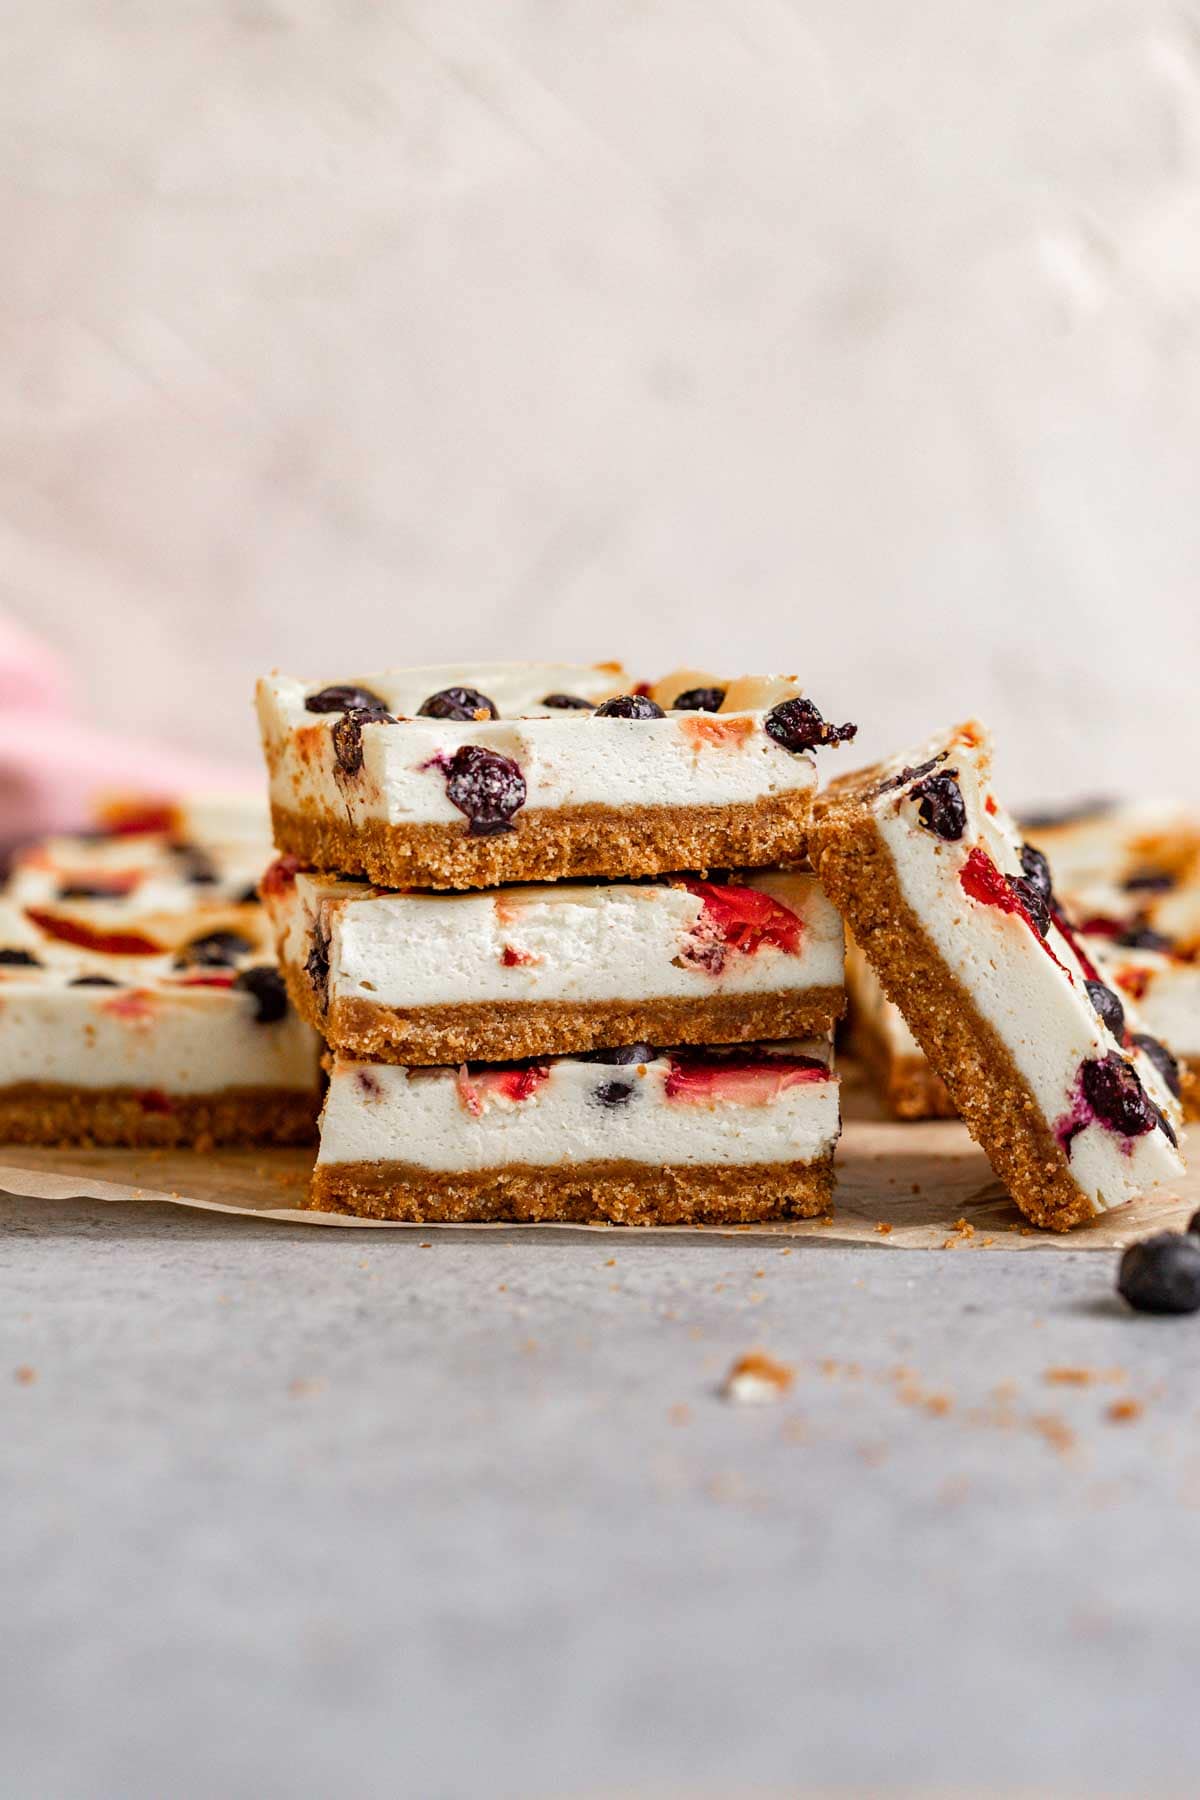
top-left (4, 2), bottom-right (1199, 804)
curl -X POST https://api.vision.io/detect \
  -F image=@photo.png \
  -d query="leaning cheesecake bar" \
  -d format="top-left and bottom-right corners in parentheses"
top-left (0, 896), bottom-right (319, 1147)
top-left (308, 1039), bottom-right (841, 1225)
top-left (845, 935), bottom-right (955, 1120)
top-left (257, 662), bottom-right (857, 890)
top-left (809, 724), bottom-right (1185, 1230)
top-left (262, 856), bottom-right (845, 1063)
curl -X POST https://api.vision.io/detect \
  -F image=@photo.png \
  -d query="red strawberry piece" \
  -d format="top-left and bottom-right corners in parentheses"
top-left (665, 1052), bottom-right (829, 1106)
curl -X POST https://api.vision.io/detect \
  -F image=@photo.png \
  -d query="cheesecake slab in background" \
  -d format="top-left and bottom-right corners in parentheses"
top-left (257, 662), bottom-right (857, 890)
top-left (310, 1038), bottom-right (842, 1225)
top-left (0, 891), bottom-right (320, 1148)
top-left (845, 934), bottom-right (955, 1120)
top-left (263, 858), bottom-right (845, 1064)
top-left (810, 723), bottom-right (1185, 1230)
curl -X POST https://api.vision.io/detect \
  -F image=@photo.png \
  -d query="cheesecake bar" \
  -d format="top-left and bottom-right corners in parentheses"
top-left (0, 895), bottom-right (320, 1147)
top-left (1023, 799), bottom-right (1200, 892)
top-left (309, 1039), bottom-right (841, 1225)
top-left (809, 724), bottom-right (1185, 1230)
top-left (257, 662), bottom-right (857, 890)
top-left (9, 826), bottom-right (268, 916)
top-left (845, 934), bottom-right (955, 1120)
top-left (263, 856), bottom-right (845, 1063)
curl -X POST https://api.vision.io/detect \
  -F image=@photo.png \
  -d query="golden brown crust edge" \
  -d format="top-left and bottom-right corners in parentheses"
top-left (271, 794), bottom-right (813, 891)
top-left (309, 1155), bottom-right (835, 1226)
top-left (1181, 1063), bottom-right (1200, 1123)
top-left (281, 971), bottom-right (845, 1065)
top-left (809, 792), bottom-right (1095, 1231)
top-left (0, 1083), bottom-right (319, 1150)
top-left (849, 1011), bottom-right (958, 1121)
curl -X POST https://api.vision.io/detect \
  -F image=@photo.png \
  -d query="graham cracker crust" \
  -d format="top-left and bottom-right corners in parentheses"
top-left (0, 1083), bottom-right (319, 1150)
top-left (271, 793), bottom-right (813, 891)
top-left (810, 787), bottom-right (1103, 1231)
top-left (849, 1013), bottom-right (957, 1121)
top-left (285, 975), bottom-right (845, 1064)
top-left (1182, 1063), bottom-right (1199, 1123)
top-left (309, 1154), bottom-right (835, 1226)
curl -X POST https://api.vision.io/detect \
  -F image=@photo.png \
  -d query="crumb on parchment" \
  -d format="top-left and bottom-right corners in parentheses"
top-left (722, 1351), bottom-right (794, 1404)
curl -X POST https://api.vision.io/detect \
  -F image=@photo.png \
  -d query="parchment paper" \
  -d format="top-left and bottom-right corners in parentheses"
top-left (0, 1067), bottom-right (1192, 1247)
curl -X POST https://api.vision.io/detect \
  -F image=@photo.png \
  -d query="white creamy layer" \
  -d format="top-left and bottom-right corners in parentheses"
top-left (271, 867), bottom-right (844, 1010)
top-left (10, 832), bottom-right (268, 916)
top-left (872, 726), bottom-right (1184, 1214)
top-left (257, 662), bottom-right (822, 828)
top-left (0, 900), bottom-right (319, 1094)
top-left (317, 1040), bottom-right (841, 1170)
top-left (1088, 944), bottom-right (1200, 1059)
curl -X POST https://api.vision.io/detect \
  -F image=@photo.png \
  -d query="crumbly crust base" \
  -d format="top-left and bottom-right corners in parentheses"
top-left (271, 794), bottom-right (813, 891)
top-left (810, 782), bottom-right (1106, 1231)
top-left (1182, 1063), bottom-right (1199, 1123)
top-left (282, 969), bottom-right (845, 1064)
top-left (309, 1154), bottom-right (835, 1225)
top-left (0, 1083), bottom-right (319, 1150)
top-left (849, 1010), bottom-right (957, 1121)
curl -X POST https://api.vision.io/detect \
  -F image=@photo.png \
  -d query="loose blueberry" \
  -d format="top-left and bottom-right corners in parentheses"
top-left (594, 1079), bottom-right (637, 1107)
top-left (69, 975), bottom-right (122, 987)
top-left (910, 771), bottom-right (966, 841)
top-left (1131, 1031), bottom-right (1182, 1100)
top-left (764, 697), bottom-right (857, 754)
top-left (417, 687), bottom-right (499, 722)
top-left (673, 686), bottom-right (726, 713)
top-left (593, 694), bottom-right (666, 720)
top-left (1085, 979), bottom-right (1126, 1041)
top-left (541, 693), bottom-right (592, 710)
top-left (1188, 1211), bottom-right (1200, 1237)
top-left (305, 684), bottom-right (390, 715)
top-left (332, 705), bottom-right (393, 777)
top-left (583, 1043), bottom-right (655, 1065)
top-left (1080, 1052), bottom-right (1158, 1138)
top-left (175, 930), bottom-right (253, 969)
top-left (1006, 874), bottom-right (1051, 937)
top-left (443, 745), bottom-right (526, 836)
top-left (235, 965), bottom-right (289, 1024)
top-left (1019, 843), bottom-right (1054, 902)
top-left (1117, 1233), bottom-right (1200, 1315)
top-left (0, 948), bottom-right (41, 967)
top-left (1118, 924), bottom-right (1174, 953)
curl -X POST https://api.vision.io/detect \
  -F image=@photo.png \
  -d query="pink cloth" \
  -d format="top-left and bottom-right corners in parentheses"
top-left (0, 616), bottom-right (260, 843)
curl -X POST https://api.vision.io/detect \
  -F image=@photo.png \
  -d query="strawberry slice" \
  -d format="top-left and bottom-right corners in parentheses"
top-left (681, 880), bottom-right (802, 975)
top-left (665, 1052), bottom-right (829, 1106)
top-left (456, 1062), bottom-right (550, 1113)
top-left (25, 908), bottom-right (161, 957)
top-left (959, 849), bottom-right (1071, 976)
top-left (261, 854), bottom-right (306, 900)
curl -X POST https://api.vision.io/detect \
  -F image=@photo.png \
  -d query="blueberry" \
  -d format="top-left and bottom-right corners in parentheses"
top-left (1019, 843), bottom-right (1054, 902)
top-left (332, 705), bottom-right (393, 777)
top-left (875, 752), bottom-right (946, 796)
top-left (910, 772), bottom-right (966, 841)
top-left (169, 843), bottom-right (219, 886)
top-left (57, 883), bottom-right (122, 901)
top-left (443, 745), bottom-right (526, 836)
top-left (593, 694), bottom-right (666, 720)
top-left (175, 930), bottom-right (253, 969)
top-left (1080, 1052), bottom-right (1158, 1138)
top-left (234, 965), bottom-right (289, 1024)
top-left (583, 1043), bottom-right (655, 1065)
top-left (1085, 979), bottom-right (1126, 1041)
top-left (1131, 1031), bottom-right (1182, 1100)
top-left (305, 928), bottom-right (330, 1005)
top-left (541, 693), bottom-right (593, 710)
top-left (235, 884), bottom-right (262, 905)
top-left (1188, 1211), bottom-right (1200, 1237)
top-left (305, 684), bottom-right (390, 715)
top-left (0, 948), bottom-right (41, 967)
top-left (673, 686), bottom-right (726, 712)
top-left (1118, 924), bottom-right (1174, 953)
top-left (1117, 1233), bottom-right (1200, 1315)
top-left (69, 975), bottom-right (122, 988)
top-left (1006, 874), bottom-right (1051, 937)
top-left (764, 697), bottom-right (857, 754)
top-left (1123, 868), bottom-right (1175, 893)
top-left (594, 1079), bottom-right (637, 1107)
top-left (418, 687), bottom-right (499, 722)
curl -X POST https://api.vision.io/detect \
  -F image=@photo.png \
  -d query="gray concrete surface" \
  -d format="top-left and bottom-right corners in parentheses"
top-left (1, 1191), bottom-right (1195, 1800)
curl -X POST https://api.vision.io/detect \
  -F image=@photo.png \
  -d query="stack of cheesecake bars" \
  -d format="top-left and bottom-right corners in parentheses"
top-left (0, 659), bottom-right (1193, 1235)
top-left (258, 662), bottom-right (854, 1225)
